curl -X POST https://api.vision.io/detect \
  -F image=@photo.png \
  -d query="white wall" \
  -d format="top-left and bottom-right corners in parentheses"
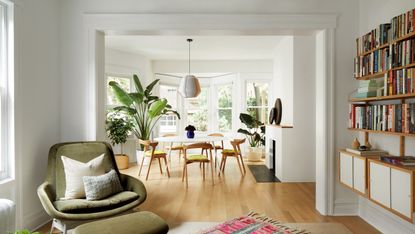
top-left (357, 1), bottom-right (415, 232)
top-left (6, 0), bottom-right (60, 230)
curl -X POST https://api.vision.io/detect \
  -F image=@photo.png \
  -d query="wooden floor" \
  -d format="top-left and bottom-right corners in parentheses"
top-left (37, 157), bottom-right (379, 234)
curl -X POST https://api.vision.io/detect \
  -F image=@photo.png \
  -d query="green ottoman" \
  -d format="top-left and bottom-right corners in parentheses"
top-left (73, 211), bottom-right (169, 234)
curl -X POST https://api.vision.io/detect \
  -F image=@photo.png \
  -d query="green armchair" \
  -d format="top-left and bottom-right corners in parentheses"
top-left (37, 141), bottom-right (147, 234)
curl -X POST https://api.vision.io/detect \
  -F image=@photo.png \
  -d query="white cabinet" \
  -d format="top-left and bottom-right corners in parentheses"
top-left (339, 153), bottom-right (353, 188)
top-left (353, 156), bottom-right (366, 193)
top-left (369, 162), bottom-right (391, 208)
top-left (391, 168), bottom-right (412, 218)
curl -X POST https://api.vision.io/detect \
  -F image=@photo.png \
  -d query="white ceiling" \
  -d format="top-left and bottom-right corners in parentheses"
top-left (105, 35), bottom-right (284, 60)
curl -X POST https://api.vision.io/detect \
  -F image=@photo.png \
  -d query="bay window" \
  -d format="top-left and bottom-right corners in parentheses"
top-left (185, 87), bottom-right (209, 132)
top-left (159, 85), bottom-right (179, 134)
top-left (215, 83), bottom-right (233, 132)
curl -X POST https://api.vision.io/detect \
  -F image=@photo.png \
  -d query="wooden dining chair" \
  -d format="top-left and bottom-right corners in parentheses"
top-left (219, 138), bottom-right (246, 176)
top-left (138, 139), bottom-right (170, 180)
top-left (182, 143), bottom-right (215, 188)
top-left (162, 133), bottom-right (185, 162)
top-left (202, 133), bottom-right (224, 154)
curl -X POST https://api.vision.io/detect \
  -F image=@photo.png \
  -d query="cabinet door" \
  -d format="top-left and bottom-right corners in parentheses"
top-left (340, 153), bottom-right (353, 187)
top-left (369, 162), bottom-right (391, 208)
top-left (391, 169), bottom-right (412, 219)
top-left (353, 157), bottom-right (366, 194)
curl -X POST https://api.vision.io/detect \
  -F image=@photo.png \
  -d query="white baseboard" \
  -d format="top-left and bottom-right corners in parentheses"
top-left (358, 197), bottom-right (415, 234)
top-left (23, 209), bottom-right (50, 231)
top-left (333, 200), bottom-right (358, 215)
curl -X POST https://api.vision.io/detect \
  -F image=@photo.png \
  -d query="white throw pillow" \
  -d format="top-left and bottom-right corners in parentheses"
top-left (61, 154), bottom-right (105, 200)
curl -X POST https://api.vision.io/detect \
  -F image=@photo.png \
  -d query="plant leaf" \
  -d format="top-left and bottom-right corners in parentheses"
top-left (133, 74), bottom-right (144, 93)
top-left (148, 99), bottom-right (167, 118)
top-left (113, 106), bottom-right (137, 115)
top-left (109, 81), bottom-right (133, 106)
top-left (129, 92), bottom-right (143, 104)
top-left (237, 128), bottom-right (253, 136)
top-left (239, 113), bottom-right (257, 128)
top-left (145, 79), bottom-right (160, 96)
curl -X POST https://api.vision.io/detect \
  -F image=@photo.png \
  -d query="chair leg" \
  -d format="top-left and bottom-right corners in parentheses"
top-left (218, 155), bottom-right (225, 176)
top-left (210, 160), bottom-right (215, 185)
top-left (236, 155), bottom-right (244, 175)
top-left (222, 156), bottom-right (227, 173)
top-left (146, 156), bottom-right (154, 180)
top-left (182, 162), bottom-right (186, 182)
top-left (138, 154), bottom-right (146, 176)
top-left (239, 154), bottom-right (246, 174)
top-left (202, 162), bottom-right (205, 181)
top-left (157, 157), bottom-right (163, 174)
top-left (163, 156), bottom-right (170, 178)
top-left (185, 164), bottom-right (189, 188)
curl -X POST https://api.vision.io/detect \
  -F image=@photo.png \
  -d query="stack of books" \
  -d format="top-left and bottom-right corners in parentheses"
top-left (348, 103), bottom-right (415, 133)
top-left (380, 156), bottom-right (415, 166)
top-left (353, 80), bottom-right (383, 99)
top-left (346, 148), bottom-right (387, 156)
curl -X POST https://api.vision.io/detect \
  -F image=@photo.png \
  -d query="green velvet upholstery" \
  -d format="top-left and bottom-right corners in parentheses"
top-left (37, 141), bottom-right (147, 221)
top-left (144, 150), bottom-right (165, 156)
top-left (73, 211), bottom-right (169, 234)
top-left (187, 154), bottom-right (208, 161)
top-left (53, 191), bottom-right (139, 213)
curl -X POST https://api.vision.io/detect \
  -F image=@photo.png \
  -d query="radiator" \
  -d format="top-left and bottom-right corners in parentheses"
top-left (0, 199), bottom-right (15, 233)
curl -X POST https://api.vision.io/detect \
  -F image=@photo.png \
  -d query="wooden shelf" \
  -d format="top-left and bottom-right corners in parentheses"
top-left (356, 31), bottom-right (415, 57)
top-left (265, 124), bottom-right (293, 128)
top-left (354, 63), bottom-right (415, 80)
top-left (349, 93), bottom-right (415, 102)
top-left (348, 128), bottom-right (415, 137)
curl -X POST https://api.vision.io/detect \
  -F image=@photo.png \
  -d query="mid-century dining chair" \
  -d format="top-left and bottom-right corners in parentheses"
top-left (201, 133), bottom-right (224, 167)
top-left (162, 133), bottom-right (185, 162)
top-left (182, 143), bottom-right (214, 188)
top-left (138, 140), bottom-right (170, 180)
top-left (219, 138), bottom-right (246, 176)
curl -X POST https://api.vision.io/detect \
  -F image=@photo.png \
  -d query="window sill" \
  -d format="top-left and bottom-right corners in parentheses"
top-left (0, 177), bottom-right (14, 185)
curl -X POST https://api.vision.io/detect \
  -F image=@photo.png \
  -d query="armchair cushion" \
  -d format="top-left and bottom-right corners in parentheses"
top-left (83, 170), bottom-right (123, 201)
top-left (53, 191), bottom-right (139, 213)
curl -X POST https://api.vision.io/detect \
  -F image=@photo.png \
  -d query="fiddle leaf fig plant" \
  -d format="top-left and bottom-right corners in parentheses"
top-left (237, 113), bottom-right (265, 147)
top-left (109, 74), bottom-right (180, 141)
top-left (105, 111), bottom-right (134, 154)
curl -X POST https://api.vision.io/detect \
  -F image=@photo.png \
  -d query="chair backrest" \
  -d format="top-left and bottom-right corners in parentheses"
top-left (138, 139), bottom-right (159, 152)
top-left (184, 142), bottom-right (213, 150)
top-left (46, 141), bottom-right (118, 200)
top-left (230, 138), bottom-right (246, 154)
top-left (208, 133), bottom-right (224, 148)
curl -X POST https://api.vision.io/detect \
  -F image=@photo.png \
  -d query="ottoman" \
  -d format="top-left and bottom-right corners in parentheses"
top-left (73, 211), bottom-right (169, 234)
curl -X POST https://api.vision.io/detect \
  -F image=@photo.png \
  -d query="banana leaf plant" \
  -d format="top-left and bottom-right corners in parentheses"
top-left (109, 74), bottom-right (180, 141)
top-left (237, 113), bottom-right (265, 147)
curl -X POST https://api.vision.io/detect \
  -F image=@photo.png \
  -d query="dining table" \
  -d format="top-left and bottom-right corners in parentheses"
top-left (154, 134), bottom-right (229, 167)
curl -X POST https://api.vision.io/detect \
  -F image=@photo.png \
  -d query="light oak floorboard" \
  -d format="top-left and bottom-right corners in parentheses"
top-left (37, 158), bottom-right (379, 234)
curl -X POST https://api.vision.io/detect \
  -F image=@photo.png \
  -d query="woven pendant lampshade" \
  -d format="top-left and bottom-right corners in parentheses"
top-left (178, 75), bottom-right (201, 97)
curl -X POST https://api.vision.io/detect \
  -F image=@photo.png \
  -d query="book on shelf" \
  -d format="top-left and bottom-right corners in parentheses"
top-left (346, 148), bottom-right (387, 156)
top-left (384, 68), bottom-right (415, 96)
top-left (391, 8), bottom-right (415, 41)
top-left (348, 103), bottom-right (415, 133)
top-left (380, 156), bottom-right (415, 166)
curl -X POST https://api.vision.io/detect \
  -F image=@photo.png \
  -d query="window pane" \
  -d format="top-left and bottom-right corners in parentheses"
top-left (246, 82), bottom-right (269, 107)
top-left (247, 107), bottom-right (268, 124)
top-left (106, 76), bottom-right (131, 105)
top-left (218, 84), bottom-right (232, 108)
top-left (186, 88), bottom-right (208, 131)
top-left (159, 85), bottom-right (178, 133)
top-left (218, 109), bottom-right (232, 132)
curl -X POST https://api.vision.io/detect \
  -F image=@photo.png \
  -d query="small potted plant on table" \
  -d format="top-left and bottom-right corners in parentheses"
top-left (237, 113), bottom-right (265, 161)
top-left (106, 111), bottom-right (134, 169)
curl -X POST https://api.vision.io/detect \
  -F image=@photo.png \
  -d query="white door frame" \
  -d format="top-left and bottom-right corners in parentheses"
top-left (84, 13), bottom-right (337, 215)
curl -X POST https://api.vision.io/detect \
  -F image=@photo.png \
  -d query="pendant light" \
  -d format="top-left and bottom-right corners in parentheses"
top-left (178, 39), bottom-right (201, 98)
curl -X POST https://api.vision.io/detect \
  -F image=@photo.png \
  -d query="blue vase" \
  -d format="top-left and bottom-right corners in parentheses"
top-left (187, 131), bottom-right (195, 139)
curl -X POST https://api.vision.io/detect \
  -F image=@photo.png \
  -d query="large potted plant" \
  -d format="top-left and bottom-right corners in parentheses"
top-left (109, 75), bottom-right (180, 162)
top-left (106, 111), bottom-right (134, 169)
top-left (237, 113), bottom-right (265, 161)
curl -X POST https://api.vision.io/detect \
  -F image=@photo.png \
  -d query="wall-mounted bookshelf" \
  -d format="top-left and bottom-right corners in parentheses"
top-left (340, 7), bottom-right (415, 224)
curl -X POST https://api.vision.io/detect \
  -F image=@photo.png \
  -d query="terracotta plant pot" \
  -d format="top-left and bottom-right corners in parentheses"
top-left (115, 154), bottom-right (129, 170)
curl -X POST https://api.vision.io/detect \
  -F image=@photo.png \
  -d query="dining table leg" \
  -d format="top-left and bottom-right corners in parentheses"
top-left (211, 141), bottom-right (217, 169)
top-left (168, 142), bottom-right (173, 165)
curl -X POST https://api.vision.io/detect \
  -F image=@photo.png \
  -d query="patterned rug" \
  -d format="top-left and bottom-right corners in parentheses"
top-left (197, 212), bottom-right (309, 234)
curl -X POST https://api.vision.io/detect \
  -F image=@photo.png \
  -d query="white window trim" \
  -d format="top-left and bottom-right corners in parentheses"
top-left (0, 0), bottom-right (14, 182)
top-left (212, 82), bottom-right (234, 133)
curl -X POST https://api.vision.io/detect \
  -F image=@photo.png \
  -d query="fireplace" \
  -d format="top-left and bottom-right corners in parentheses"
top-left (268, 139), bottom-right (276, 172)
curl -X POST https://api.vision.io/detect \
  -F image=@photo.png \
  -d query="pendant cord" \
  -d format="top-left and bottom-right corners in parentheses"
top-left (188, 40), bottom-right (191, 75)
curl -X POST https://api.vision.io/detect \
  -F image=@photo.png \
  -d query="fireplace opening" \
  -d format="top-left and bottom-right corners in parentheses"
top-left (268, 139), bottom-right (276, 173)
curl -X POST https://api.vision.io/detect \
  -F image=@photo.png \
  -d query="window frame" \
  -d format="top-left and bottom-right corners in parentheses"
top-left (0, 0), bottom-right (13, 182)
top-left (158, 84), bottom-right (180, 134)
top-left (214, 82), bottom-right (234, 133)
top-left (184, 86), bottom-right (210, 132)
